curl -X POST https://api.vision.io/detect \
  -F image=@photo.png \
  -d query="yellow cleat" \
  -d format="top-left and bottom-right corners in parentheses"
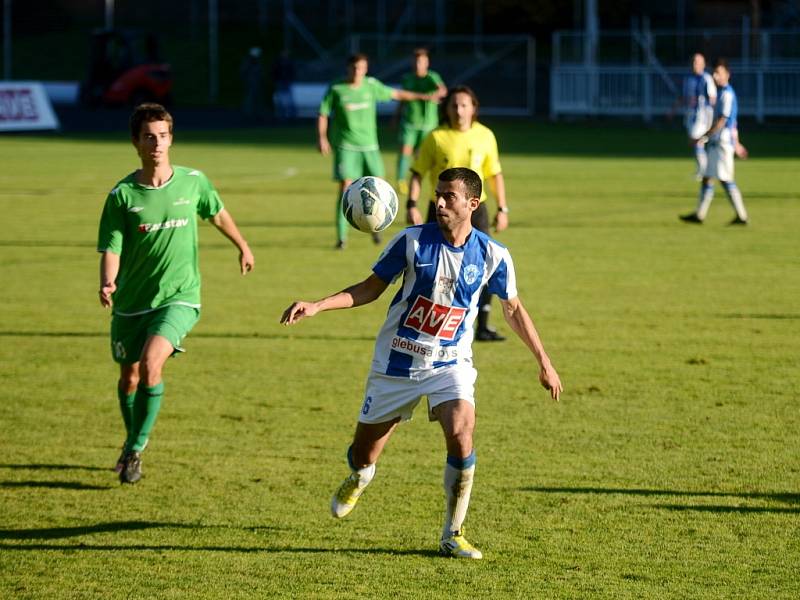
top-left (439, 530), bottom-right (483, 559)
top-left (331, 472), bottom-right (368, 518)
top-left (397, 180), bottom-right (409, 196)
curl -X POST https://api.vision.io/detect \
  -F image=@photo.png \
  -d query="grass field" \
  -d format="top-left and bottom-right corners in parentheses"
top-left (1, 120), bottom-right (798, 599)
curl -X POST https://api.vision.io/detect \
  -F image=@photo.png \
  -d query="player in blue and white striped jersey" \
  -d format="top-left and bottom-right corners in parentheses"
top-left (369, 214), bottom-right (514, 377)
top-left (682, 53), bottom-right (717, 179)
top-left (281, 167), bottom-right (562, 559)
top-left (680, 60), bottom-right (749, 225)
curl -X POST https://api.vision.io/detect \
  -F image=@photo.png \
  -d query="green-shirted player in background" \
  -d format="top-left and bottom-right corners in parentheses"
top-left (394, 48), bottom-right (447, 196)
top-left (98, 103), bottom-right (255, 484)
top-left (317, 53), bottom-right (444, 249)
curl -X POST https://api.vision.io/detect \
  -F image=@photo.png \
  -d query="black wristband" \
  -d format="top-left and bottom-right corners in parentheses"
top-left (406, 199), bottom-right (417, 209)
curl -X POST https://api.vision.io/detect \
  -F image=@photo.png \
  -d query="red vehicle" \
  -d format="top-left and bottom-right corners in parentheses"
top-left (81, 29), bottom-right (173, 107)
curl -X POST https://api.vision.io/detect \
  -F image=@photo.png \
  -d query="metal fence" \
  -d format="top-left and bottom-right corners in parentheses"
top-left (551, 27), bottom-right (800, 122)
top-left (293, 34), bottom-right (536, 117)
top-left (552, 65), bottom-right (800, 122)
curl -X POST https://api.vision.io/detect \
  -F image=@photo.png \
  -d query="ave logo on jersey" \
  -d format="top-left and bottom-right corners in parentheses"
top-left (403, 295), bottom-right (466, 340)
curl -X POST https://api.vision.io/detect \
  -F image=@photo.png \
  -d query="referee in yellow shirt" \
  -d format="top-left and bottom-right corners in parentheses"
top-left (406, 85), bottom-right (510, 341)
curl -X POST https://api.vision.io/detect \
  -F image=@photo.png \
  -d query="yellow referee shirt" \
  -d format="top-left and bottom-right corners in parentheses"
top-left (410, 122), bottom-right (502, 203)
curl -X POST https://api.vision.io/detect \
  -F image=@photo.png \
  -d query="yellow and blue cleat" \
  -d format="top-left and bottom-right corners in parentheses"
top-left (331, 472), bottom-right (368, 518)
top-left (439, 530), bottom-right (483, 559)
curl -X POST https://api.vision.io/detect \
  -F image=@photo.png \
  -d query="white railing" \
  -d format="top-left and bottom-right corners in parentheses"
top-left (550, 27), bottom-right (800, 122)
top-left (551, 65), bottom-right (800, 122)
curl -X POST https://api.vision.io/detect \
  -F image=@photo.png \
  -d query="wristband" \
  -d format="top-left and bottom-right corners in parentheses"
top-left (406, 199), bottom-right (417, 209)
top-left (498, 206), bottom-right (509, 214)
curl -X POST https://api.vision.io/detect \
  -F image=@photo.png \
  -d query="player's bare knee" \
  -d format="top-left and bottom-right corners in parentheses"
top-left (118, 376), bottom-right (138, 395)
top-left (138, 361), bottom-right (164, 388)
top-left (118, 364), bottom-right (139, 393)
top-left (443, 429), bottom-right (473, 458)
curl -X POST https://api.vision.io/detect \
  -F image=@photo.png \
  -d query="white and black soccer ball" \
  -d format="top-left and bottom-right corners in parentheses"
top-left (341, 176), bottom-right (399, 234)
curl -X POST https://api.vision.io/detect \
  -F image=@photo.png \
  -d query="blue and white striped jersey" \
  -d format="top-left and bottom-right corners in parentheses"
top-left (684, 73), bottom-right (716, 115)
top-left (711, 84), bottom-right (738, 146)
top-left (371, 223), bottom-right (517, 378)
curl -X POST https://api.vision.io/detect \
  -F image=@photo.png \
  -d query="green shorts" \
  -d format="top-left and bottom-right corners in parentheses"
top-left (398, 124), bottom-right (433, 150)
top-left (333, 147), bottom-right (385, 181)
top-left (110, 304), bottom-right (200, 364)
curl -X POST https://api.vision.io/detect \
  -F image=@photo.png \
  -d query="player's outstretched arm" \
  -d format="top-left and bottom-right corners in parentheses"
top-left (210, 209), bottom-right (254, 275)
top-left (99, 251), bottom-right (120, 308)
top-left (500, 296), bottom-right (563, 401)
top-left (391, 89), bottom-right (439, 103)
top-left (281, 273), bottom-right (389, 325)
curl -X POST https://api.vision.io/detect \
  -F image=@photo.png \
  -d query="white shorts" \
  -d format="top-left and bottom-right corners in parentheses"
top-left (359, 365), bottom-right (478, 424)
top-left (705, 141), bottom-right (734, 181)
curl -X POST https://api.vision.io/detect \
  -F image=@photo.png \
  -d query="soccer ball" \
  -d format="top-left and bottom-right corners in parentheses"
top-left (341, 176), bottom-right (399, 234)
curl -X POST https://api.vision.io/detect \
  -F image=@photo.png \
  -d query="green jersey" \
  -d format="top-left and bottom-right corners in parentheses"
top-left (319, 76), bottom-right (395, 151)
top-left (97, 165), bottom-right (223, 316)
top-left (400, 70), bottom-right (444, 131)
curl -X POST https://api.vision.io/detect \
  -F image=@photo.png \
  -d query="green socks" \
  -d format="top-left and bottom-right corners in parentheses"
top-left (128, 382), bottom-right (165, 452)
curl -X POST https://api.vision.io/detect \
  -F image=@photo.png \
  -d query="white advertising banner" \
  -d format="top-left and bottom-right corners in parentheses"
top-left (0, 81), bottom-right (60, 132)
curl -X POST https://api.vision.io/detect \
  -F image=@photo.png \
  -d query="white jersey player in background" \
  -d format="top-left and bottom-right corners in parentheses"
top-left (682, 53), bottom-right (717, 179)
top-left (680, 59), bottom-right (749, 225)
top-left (281, 167), bottom-right (562, 559)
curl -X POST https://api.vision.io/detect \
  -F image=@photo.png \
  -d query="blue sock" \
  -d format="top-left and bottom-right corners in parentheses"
top-left (446, 451), bottom-right (477, 470)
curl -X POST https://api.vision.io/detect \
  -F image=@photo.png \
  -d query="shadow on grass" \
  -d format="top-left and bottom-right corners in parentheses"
top-left (0, 481), bottom-right (111, 491)
top-left (719, 313), bottom-right (800, 320)
top-left (655, 504), bottom-right (800, 514)
top-left (0, 463), bottom-right (108, 472)
top-left (523, 486), bottom-right (800, 505)
top-left (0, 519), bottom-right (442, 555)
top-left (0, 521), bottom-right (189, 540)
top-left (0, 330), bottom-right (375, 342)
top-left (0, 542), bottom-right (440, 556)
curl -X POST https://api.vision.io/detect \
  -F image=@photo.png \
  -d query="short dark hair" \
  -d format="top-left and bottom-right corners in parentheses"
top-left (715, 58), bottom-right (730, 73)
top-left (438, 167), bottom-right (482, 201)
top-left (130, 103), bottom-right (173, 139)
top-left (413, 47), bottom-right (429, 58)
top-left (347, 53), bottom-right (369, 66)
top-left (440, 84), bottom-right (480, 125)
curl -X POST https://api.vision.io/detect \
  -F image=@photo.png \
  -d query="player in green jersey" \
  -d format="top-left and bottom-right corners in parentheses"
top-left (393, 48), bottom-right (446, 196)
top-left (97, 103), bottom-right (255, 484)
top-left (318, 53), bottom-right (444, 249)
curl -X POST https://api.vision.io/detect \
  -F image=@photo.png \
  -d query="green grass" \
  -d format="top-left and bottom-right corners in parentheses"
top-left (1, 120), bottom-right (799, 598)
